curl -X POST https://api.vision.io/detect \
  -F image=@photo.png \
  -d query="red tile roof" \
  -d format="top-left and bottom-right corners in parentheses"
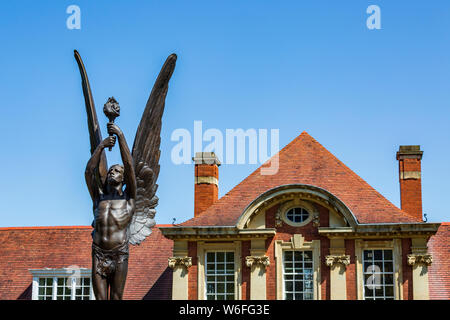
top-left (428, 223), bottom-right (450, 300)
top-left (0, 225), bottom-right (173, 300)
top-left (182, 132), bottom-right (419, 227)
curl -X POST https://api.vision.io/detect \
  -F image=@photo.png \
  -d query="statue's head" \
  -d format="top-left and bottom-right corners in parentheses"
top-left (107, 164), bottom-right (124, 186)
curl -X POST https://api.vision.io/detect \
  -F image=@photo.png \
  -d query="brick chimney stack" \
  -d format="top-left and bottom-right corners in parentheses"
top-left (193, 152), bottom-right (221, 217)
top-left (396, 145), bottom-right (424, 221)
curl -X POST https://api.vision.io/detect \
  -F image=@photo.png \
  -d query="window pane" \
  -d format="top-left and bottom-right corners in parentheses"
top-left (304, 293), bottom-right (313, 300)
top-left (385, 286), bottom-right (394, 297)
top-left (384, 274), bottom-right (394, 285)
top-left (304, 271), bottom-right (313, 281)
top-left (364, 250), bottom-right (373, 260)
top-left (384, 261), bottom-right (393, 273)
top-left (383, 250), bottom-right (393, 261)
top-left (207, 283), bottom-right (215, 294)
top-left (284, 251), bottom-right (293, 261)
top-left (285, 281), bottom-right (293, 292)
top-left (365, 286), bottom-right (374, 297)
top-left (374, 250), bottom-right (382, 260)
top-left (207, 253), bottom-right (215, 263)
top-left (303, 252), bottom-right (312, 261)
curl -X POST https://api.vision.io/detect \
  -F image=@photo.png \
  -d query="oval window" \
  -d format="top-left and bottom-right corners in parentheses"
top-left (285, 207), bottom-right (310, 223)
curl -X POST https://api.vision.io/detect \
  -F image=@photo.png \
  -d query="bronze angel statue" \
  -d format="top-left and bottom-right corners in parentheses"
top-left (74, 50), bottom-right (176, 300)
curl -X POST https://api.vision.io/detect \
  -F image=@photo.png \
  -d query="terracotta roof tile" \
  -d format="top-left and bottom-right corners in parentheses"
top-left (182, 132), bottom-right (419, 226)
top-left (0, 226), bottom-right (173, 300)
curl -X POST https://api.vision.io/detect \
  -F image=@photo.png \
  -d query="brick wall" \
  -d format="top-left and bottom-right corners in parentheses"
top-left (187, 241), bottom-right (198, 300)
top-left (401, 238), bottom-right (413, 300)
top-left (428, 224), bottom-right (450, 300)
top-left (241, 240), bottom-right (251, 299)
top-left (345, 239), bottom-right (356, 300)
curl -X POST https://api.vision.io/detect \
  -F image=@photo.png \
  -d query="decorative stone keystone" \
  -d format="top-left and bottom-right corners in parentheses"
top-left (168, 256), bottom-right (192, 269)
top-left (246, 256), bottom-right (270, 269)
top-left (407, 254), bottom-right (432, 266)
top-left (325, 255), bottom-right (350, 268)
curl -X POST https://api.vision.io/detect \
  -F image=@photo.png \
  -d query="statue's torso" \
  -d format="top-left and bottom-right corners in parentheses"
top-left (93, 194), bottom-right (135, 250)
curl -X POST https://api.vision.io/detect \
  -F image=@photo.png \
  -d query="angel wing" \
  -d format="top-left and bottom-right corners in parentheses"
top-left (128, 54), bottom-right (177, 245)
top-left (74, 50), bottom-right (108, 188)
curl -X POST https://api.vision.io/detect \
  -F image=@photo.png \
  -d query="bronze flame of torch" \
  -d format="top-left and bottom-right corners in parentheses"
top-left (103, 97), bottom-right (120, 151)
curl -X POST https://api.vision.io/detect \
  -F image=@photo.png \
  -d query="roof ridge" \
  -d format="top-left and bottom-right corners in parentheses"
top-left (0, 224), bottom-right (169, 231)
top-left (0, 225), bottom-right (92, 231)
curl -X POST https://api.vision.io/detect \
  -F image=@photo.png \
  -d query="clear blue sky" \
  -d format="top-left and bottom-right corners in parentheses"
top-left (0, 0), bottom-right (449, 227)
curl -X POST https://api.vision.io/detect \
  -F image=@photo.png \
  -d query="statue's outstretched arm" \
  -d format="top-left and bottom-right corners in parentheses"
top-left (107, 123), bottom-right (136, 199)
top-left (85, 136), bottom-right (116, 201)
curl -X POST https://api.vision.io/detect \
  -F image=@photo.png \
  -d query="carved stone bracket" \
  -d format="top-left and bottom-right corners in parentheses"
top-left (275, 208), bottom-right (283, 227)
top-left (325, 254), bottom-right (350, 268)
top-left (407, 254), bottom-right (432, 266)
top-left (168, 256), bottom-right (192, 269)
top-left (246, 256), bottom-right (270, 269)
top-left (312, 214), bottom-right (320, 227)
